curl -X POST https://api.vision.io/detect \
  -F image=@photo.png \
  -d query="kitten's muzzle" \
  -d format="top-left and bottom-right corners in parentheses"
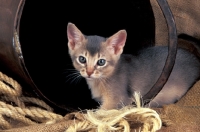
top-left (86, 70), bottom-right (93, 77)
top-left (86, 67), bottom-right (95, 77)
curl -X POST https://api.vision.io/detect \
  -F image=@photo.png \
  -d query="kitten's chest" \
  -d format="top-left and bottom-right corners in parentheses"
top-left (86, 80), bottom-right (105, 101)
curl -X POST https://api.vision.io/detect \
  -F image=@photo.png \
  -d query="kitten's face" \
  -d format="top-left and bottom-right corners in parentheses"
top-left (69, 39), bottom-right (118, 79)
top-left (67, 23), bottom-right (127, 80)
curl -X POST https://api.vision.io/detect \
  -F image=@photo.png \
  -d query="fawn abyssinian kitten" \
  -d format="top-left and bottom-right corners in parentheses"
top-left (67, 23), bottom-right (200, 109)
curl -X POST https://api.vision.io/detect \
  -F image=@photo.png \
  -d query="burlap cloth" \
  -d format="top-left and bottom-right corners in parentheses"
top-left (151, 0), bottom-right (200, 45)
top-left (1, 0), bottom-right (200, 131)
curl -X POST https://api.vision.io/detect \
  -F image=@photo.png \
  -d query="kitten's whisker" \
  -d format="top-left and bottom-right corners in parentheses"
top-left (65, 72), bottom-right (80, 78)
top-left (65, 73), bottom-right (80, 83)
top-left (64, 69), bottom-right (82, 85)
top-left (75, 75), bottom-right (83, 84)
top-left (76, 75), bottom-right (83, 84)
top-left (70, 74), bottom-right (82, 84)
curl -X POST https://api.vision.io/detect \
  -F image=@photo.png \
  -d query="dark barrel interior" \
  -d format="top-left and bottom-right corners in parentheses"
top-left (19, 0), bottom-right (155, 113)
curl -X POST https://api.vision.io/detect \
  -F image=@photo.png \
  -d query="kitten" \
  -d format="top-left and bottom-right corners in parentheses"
top-left (67, 23), bottom-right (200, 110)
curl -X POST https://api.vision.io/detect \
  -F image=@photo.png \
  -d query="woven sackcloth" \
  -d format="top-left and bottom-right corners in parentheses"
top-left (150, 0), bottom-right (200, 45)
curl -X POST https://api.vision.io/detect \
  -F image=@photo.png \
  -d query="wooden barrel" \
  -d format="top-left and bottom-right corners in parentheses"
top-left (0, 0), bottom-right (155, 114)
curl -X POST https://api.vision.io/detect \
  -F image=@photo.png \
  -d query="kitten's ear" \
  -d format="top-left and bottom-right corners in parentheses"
top-left (106, 30), bottom-right (127, 55)
top-left (67, 23), bottom-right (85, 50)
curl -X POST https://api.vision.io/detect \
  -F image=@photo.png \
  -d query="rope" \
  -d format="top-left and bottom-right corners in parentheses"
top-left (20, 97), bottom-right (53, 111)
top-left (0, 72), bottom-right (22, 96)
top-left (0, 71), bottom-right (63, 130)
top-left (0, 108), bottom-right (37, 129)
top-left (65, 93), bottom-right (162, 132)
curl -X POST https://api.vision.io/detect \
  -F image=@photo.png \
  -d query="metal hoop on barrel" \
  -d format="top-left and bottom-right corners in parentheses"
top-left (143, 0), bottom-right (178, 105)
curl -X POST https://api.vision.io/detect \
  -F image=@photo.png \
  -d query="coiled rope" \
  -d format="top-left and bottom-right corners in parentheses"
top-left (0, 72), bottom-right (63, 129)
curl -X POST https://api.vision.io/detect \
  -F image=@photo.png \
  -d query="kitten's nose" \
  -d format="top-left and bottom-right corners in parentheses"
top-left (86, 68), bottom-right (94, 77)
top-left (86, 70), bottom-right (93, 77)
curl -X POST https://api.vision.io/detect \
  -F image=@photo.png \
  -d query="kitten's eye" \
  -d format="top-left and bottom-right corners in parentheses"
top-left (97, 59), bottom-right (106, 66)
top-left (79, 56), bottom-right (86, 64)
